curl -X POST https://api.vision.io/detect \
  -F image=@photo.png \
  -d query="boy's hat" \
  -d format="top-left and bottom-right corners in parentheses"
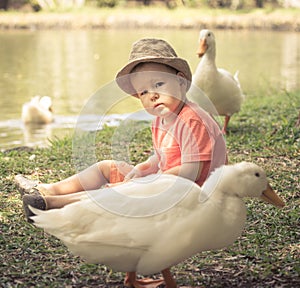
top-left (116, 38), bottom-right (192, 95)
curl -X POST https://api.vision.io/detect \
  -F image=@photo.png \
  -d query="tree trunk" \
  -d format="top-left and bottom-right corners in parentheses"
top-left (0, 0), bottom-right (9, 10)
top-left (255, 0), bottom-right (264, 8)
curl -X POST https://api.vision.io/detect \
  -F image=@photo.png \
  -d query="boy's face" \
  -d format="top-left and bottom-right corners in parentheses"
top-left (130, 63), bottom-right (187, 118)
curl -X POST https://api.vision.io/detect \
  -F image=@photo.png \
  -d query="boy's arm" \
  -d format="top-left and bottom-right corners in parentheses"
top-left (124, 154), bottom-right (159, 180)
top-left (162, 161), bottom-right (203, 183)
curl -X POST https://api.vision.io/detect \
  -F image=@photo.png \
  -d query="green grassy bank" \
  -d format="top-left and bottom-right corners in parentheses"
top-left (0, 7), bottom-right (300, 30)
top-left (0, 90), bottom-right (299, 287)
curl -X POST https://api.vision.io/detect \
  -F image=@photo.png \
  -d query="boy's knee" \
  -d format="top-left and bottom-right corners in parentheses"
top-left (97, 160), bottom-right (113, 167)
top-left (94, 160), bottom-right (113, 181)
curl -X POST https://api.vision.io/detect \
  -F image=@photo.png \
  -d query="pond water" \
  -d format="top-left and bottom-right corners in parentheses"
top-left (0, 29), bottom-right (299, 149)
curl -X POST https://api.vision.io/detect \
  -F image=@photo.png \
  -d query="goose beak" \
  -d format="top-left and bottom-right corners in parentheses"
top-left (197, 38), bottom-right (207, 57)
top-left (261, 183), bottom-right (285, 208)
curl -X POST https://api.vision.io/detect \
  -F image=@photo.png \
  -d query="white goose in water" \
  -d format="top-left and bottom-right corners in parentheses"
top-left (192, 29), bottom-right (244, 134)
top-left (22, 95), bottom-right (53, 124)
top-left (30, 162), bottom-right (285, 287)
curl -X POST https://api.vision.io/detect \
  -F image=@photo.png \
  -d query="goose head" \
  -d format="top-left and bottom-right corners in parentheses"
top-left (197, 29), bottom-right (216, 58)
top-left (214, 162), bottom-right (285, 207)
top-left (38, 96), bottom-right (53, 112)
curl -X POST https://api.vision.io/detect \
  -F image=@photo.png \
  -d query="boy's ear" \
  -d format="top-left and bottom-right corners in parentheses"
top-left (177, 72), bottom-right (187, 88)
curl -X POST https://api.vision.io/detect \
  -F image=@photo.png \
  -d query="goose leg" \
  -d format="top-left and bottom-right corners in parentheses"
top-left (161, 268), bottom-right (177, 288)
top-left (124, 272), bottom-right (165, 288)
top-left (222, 115), bottom-right (231, 134)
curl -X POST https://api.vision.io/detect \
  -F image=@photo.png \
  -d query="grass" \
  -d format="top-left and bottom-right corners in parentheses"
top-left (0, 90), bottom-right (299, 287)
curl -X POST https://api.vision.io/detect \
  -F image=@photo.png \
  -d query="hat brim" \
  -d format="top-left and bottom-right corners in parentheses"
top-left (116, 57), bottom-right (192, 96)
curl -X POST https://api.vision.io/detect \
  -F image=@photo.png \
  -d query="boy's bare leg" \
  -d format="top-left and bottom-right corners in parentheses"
top-left (38, 160), bottom-right (112, 196)
top-left (22, 191), bottom-right (88, 221)
top-left (45, 192), bottom-right (86, 209)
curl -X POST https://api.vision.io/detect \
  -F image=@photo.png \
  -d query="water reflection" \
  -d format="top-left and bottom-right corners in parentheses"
top-left (281, 32), bottom-right (300, 91)
top-left (0, 29), bottom-right (299, 149)
top-left (23, 123), bottom-right (53, 148)
top-left (0, 116), bottom-right (76, 149)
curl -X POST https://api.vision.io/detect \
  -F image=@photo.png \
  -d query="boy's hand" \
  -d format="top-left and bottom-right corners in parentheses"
top-left (104, 182), bottom-right (124, 188)
top-left (104, 168), bottom-right (143, 188)
top-left (124, 168), bottom-right (143, 181)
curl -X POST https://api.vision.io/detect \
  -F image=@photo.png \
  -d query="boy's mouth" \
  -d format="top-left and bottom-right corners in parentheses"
top-left (154, 103), bottom-right (164, 108)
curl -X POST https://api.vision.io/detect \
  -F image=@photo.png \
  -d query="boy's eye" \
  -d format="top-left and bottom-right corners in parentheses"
top-left (137, 81), bottom-right (164, 97)
top-left (155, 82), bottom-right (164, 89)
top-left (140, 90), bottom-right (148, 97)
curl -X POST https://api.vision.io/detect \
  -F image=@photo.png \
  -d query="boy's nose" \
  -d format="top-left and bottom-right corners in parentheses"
top-left (150, 92), bottom-right (159, 102)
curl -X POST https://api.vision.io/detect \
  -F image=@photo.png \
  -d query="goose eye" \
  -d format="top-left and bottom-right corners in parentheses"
top-left (207, 33), bottom-right (211, 37)
top-left (255, 172), bottom-right (260, 177)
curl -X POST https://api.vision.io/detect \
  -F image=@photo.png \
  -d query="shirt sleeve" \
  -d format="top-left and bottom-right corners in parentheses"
top-left (179, 118), bottom-right (213, 163)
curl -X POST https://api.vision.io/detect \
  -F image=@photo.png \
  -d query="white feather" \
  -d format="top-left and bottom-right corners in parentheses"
top-left (191, 30), bottom-right (245, 132)
top-left (29, 162), bottom-right (283, 276)
top-left (22, 96), bottom-right (53, 124)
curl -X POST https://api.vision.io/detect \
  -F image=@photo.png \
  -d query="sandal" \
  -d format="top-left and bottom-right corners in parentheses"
top-left (22, 194), bottom-right (47, 223)
top-left (14, 175), bottom-right (43, 196)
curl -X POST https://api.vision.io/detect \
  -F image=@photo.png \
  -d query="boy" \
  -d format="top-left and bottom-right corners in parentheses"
top-left (20, 38), bottom-right (227, 287)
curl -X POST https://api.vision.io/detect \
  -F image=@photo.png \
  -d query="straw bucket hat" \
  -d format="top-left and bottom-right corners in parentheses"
top-left (116, 38), bottom-right (192, 96)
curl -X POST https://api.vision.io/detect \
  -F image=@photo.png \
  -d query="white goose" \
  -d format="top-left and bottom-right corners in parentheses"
top-left (192, 29), bottom-right (244, 134)
top-left (22, 95), bottom-right (53, 124)
top-left (30, 162), bottom-right (284, 288)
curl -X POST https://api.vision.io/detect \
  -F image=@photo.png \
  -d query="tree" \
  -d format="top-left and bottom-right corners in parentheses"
top-left (255, 0), bottom-right (264, 7)
top-left (0, 0), bottom-right (9, 10)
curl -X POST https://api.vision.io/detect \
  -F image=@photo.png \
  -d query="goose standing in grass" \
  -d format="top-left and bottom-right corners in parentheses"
top-left (28, 162), bottom-right (284, 288)
top-left (22, 95), bottom-right (53, 124)
top-left (192, 29), bottom-right (244, 134)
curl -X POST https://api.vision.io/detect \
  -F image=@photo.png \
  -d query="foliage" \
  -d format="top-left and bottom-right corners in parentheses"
top-left (182, 0), bottom-right (295, 9)
top-left (2, 0), bottom-right (298, 11)
top-left (96, 0), bottom-right (119, 7)
top-left (35, 0), bottom-right (85, 10)
top-left (0, 90), bottom-right (299, 287)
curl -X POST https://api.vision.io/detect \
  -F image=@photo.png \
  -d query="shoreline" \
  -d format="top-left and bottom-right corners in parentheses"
top-left (1, 8), bottom-right (300, 31)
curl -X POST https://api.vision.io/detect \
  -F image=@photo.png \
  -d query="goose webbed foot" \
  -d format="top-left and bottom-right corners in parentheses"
top-left (124, 269), bottom-right (176, 288)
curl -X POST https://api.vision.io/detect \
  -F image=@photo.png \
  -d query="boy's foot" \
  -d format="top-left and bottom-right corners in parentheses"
top-left (22, 194), bottom-right (47, 223)
top-left (14, 175), bottom-right (44, 196)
